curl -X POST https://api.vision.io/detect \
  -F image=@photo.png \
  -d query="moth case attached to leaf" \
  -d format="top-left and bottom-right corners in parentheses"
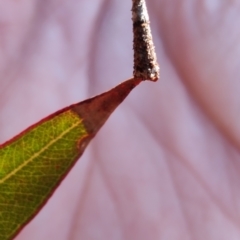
top-left (132, 0), bottom-right (160, 81)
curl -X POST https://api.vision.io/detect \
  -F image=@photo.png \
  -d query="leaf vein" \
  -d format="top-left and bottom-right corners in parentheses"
top-left (0, 120), bottom-right (82, 184)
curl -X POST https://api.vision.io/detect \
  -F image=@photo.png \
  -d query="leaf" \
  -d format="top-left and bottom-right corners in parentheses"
top-left (0, 78), bottom-right (141, 240)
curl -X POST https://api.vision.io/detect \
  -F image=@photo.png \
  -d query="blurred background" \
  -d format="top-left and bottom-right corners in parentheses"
top-left (1, 0), bottom-right (240, 239)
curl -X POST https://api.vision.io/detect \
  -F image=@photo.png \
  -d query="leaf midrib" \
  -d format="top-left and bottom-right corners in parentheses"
top-left (0, 120), bottom-right (82, 184)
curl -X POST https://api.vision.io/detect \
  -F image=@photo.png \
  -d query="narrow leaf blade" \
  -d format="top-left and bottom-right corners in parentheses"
top-left (0, 78), bottom-right (141, 240)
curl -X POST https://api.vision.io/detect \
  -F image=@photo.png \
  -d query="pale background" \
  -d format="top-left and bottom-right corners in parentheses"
top-left (0, 0), bottom-right (240, 239)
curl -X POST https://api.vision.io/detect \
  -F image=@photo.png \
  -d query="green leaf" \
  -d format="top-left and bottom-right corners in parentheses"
top-left (0, 78), bottom-right (141, 240)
